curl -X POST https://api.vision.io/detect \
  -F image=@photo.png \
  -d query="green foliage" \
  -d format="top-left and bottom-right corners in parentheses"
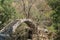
top-left (48, 0), bottom-right (60, 10)
top-left (47, 0), bottom-right (59, 29)
top-left (47, 25), bottom-right (57, 32)
top-left (48, 0), bottom-right (60, 40)
top-left (0, 0), bottom-right (16, 28)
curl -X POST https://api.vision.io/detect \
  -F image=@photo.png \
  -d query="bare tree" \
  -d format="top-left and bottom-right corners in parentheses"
top-left (21, 0), bottom-right (37, 18)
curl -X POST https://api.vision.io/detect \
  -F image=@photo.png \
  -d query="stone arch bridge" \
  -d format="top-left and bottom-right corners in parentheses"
top-left (0, 19), bottom-right (38, 40)
top-left (0, 19), bottom-right (49, 40)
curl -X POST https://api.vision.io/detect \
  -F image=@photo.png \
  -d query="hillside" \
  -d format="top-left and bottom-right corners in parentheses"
top-left (0, 0), bottom-right (60, 40)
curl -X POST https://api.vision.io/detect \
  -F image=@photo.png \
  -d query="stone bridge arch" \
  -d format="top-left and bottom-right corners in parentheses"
top-left (12, 19), bottom-right (37, 33)
top-left (0, 19), bottom-right (37, 40)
